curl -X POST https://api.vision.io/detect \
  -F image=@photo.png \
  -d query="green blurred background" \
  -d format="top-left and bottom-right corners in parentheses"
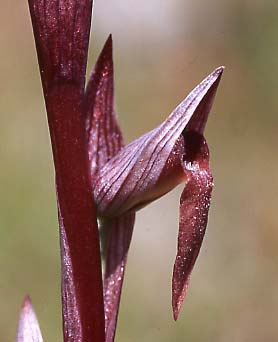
top-left (0, 0), bottom-right (277, 341)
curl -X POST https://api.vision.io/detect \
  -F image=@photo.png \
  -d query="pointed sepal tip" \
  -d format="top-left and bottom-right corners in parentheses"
top-left (17, 295), bottom-right (43, 342)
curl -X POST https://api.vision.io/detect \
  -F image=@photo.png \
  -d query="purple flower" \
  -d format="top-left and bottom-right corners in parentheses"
top-left (90, 42), bottom-right (224, 321)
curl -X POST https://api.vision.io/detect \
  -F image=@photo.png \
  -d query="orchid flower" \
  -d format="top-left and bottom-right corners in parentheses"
top-left (90, 38), bottom-right (223, 322)
top-left (24, 0), bottom-right (224, 341)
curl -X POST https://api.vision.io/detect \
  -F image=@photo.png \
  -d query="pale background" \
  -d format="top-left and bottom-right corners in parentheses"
top-left (0, 0), bottom-right (277, 341)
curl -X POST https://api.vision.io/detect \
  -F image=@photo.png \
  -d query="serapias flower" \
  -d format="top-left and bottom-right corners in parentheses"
top-left (92, 55), bottom-right (224, 319)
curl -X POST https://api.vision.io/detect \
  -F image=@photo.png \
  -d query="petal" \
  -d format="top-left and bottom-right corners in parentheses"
top-left (85, 36), bottom-right (135, 342)
top-left (28, 0), bottom-right (93, 91)
top-left (94, 67), bottom-right (223, 217)
top-left (17, 296), bottom-right (43, 342)
top-left (172, 132), bottom-right (213, 320)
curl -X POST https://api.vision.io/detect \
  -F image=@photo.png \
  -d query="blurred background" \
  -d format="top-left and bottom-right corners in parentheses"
top-left (0, 0), bottom-right (277, 341)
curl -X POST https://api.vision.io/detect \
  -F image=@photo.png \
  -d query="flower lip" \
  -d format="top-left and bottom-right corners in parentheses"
top-left (172, 131), bottom-right (213, 320)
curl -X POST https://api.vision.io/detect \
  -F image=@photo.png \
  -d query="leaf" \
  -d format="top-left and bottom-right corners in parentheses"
top-left (17, 296), bottom-right (43, 342)
top-left (28, 1), bottom-right (105, 341)
top-left (28, 0), bottom-right (93, 92)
